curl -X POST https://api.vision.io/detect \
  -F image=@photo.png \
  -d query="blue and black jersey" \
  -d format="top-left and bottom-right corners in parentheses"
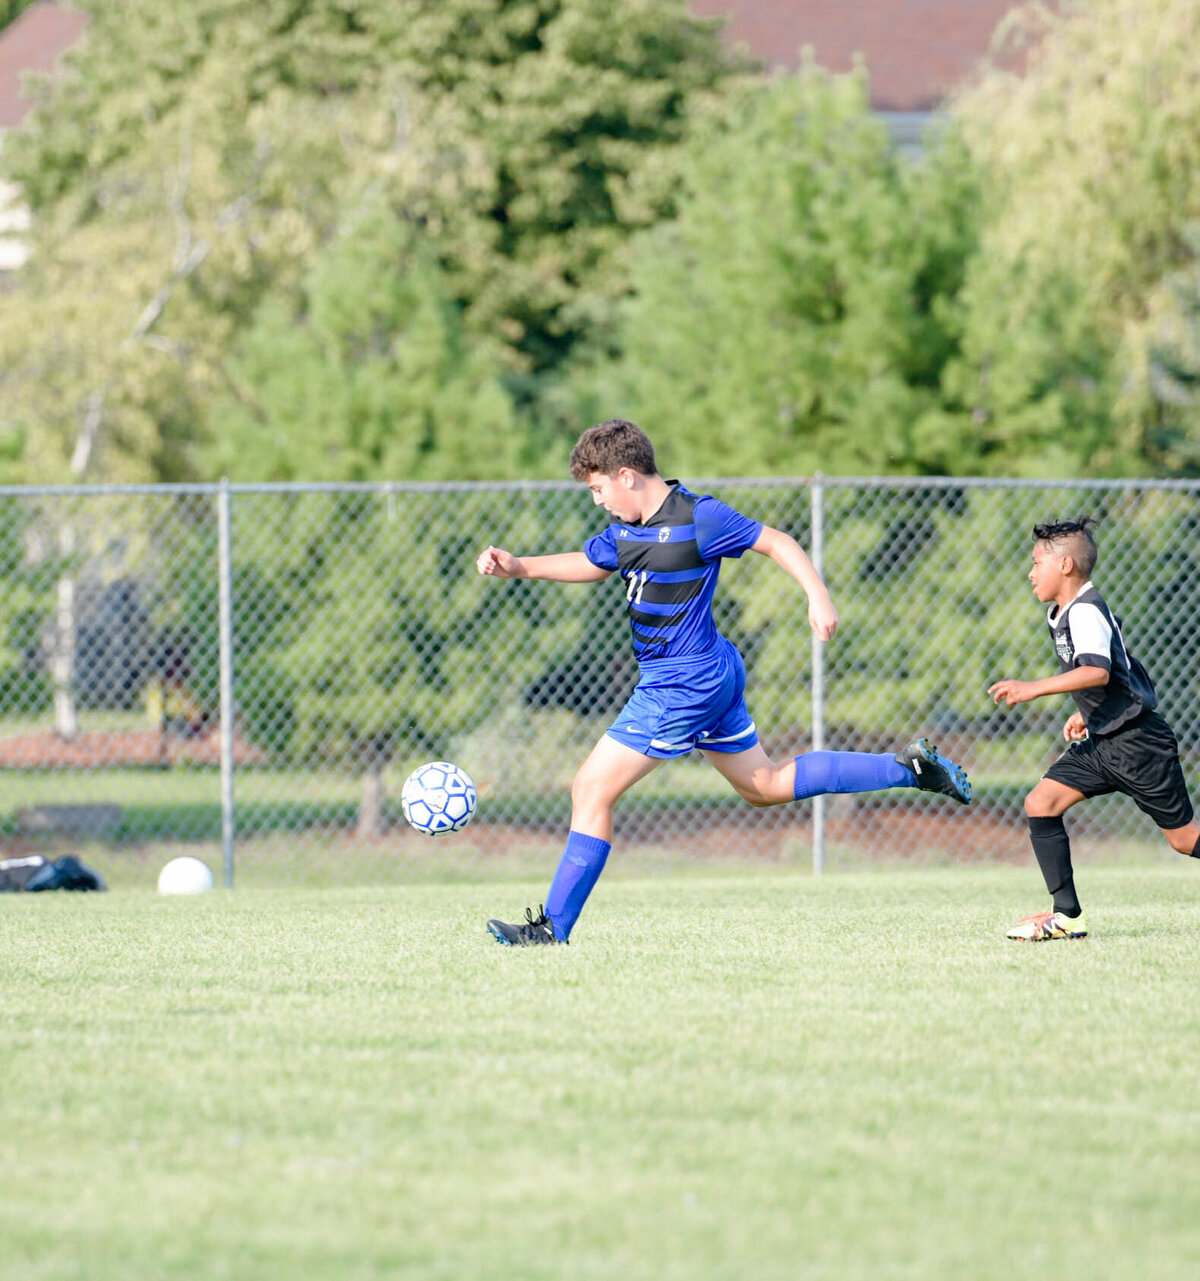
top-left (582, 482), bottom-right (762, 663)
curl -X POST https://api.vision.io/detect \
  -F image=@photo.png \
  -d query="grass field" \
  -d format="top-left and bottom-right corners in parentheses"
top-left (4, 865), bottom-right (1200, 1280)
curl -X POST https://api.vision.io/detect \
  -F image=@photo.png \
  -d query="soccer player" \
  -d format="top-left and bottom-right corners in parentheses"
top-left (476, 419), bottom-right (971, 946)
top-left (988, 516), bottom-right (1200, 941)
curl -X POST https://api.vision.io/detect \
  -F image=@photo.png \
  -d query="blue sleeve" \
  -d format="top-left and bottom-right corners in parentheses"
top-left (583, 526), bottom-right (619, 571)
top-left (693, 496), bottom-right (763, 561)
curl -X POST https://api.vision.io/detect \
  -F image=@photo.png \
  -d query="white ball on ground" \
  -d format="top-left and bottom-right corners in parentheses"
top-left (158, 856), bottom-right (215, 895)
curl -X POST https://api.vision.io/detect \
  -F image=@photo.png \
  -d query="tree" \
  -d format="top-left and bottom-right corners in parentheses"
top-left (1145, 225), bottom-right (1200, 471)
top-left (383, 0), bottom-right (739, 376)
top-left (576, 59), bottom-right (982, 477)
top-left (0, 1), bottom-right (413, 483)
top-left (0, 1), bottom-right (37, 29)
top-left (0, 503), bottom-right (56, 720)
top-left (0, 0), bottom-right (738, 484)
top-left (951, 0), bottom-right (1200, 476)
top-left (0, 2), bottom-right (421, 730)
top-left (201, 198), bottom-right (518, 481)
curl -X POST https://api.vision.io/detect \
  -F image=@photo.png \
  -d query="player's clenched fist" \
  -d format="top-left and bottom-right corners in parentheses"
top-left (476, 545), bottom-right (521, 578)
top-left (1062, 711), bottom-right (1088, 742)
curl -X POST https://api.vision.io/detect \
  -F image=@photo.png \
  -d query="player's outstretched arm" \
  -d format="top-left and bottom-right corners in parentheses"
top-left (476, 546), bottom-right (611, 583)
top-left (987, 666), bottom-right (1109, 707)
top-left (751, 525), bottom-right (839, 641)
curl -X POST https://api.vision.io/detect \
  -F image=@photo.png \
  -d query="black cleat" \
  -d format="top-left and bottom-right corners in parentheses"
top-left (487, 905), bottom-right (564, 946)
top-left (895, 738), bottom-right (971, 804)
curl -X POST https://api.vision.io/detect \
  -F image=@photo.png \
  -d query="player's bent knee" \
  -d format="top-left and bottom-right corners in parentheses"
top-left (571, 773), bottom-right (602, 809)
top-left (571, 767), bottom-right (622, 812)
top-left (1024, 787), bottom-right (1061, 817)
top-left (1164, 827), bottom-right (1197, 855)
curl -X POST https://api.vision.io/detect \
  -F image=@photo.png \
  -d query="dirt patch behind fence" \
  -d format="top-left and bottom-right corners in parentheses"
top-left (0, 728), bottom-right (266, 769)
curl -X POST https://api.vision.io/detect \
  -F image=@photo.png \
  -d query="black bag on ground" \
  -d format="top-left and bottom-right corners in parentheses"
top-left (0, 855), bottom-right (106, 892)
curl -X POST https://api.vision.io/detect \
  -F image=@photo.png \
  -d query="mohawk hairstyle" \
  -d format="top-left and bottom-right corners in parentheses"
top-left (1032, 515), bottom-right (1099, 579)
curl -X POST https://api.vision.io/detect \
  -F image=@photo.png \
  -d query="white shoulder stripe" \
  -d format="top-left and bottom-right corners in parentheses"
top-left (1067, 601), bottom-right (1113, 660)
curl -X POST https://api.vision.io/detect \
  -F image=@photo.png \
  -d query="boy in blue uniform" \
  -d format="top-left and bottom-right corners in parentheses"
top-left (989, 517), bottom-right (1200, 941)
top-left (478, 420), bottom-right (971, 945)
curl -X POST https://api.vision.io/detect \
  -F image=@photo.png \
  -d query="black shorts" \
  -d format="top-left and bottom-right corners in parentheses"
top-left (1044, 711), bottom-right (1194, 830)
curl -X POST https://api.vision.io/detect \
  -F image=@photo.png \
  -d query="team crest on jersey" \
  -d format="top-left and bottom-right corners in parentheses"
top-left (1055, 631), bottom-right (1072, 663)
top-left (657, 528), bottom-right (671, 542)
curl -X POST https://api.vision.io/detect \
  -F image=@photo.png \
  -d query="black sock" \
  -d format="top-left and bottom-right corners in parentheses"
top-left (1027, 815), bottom-right (1081, 917)
top-left (1192, 832), bottom-right (1200, 859)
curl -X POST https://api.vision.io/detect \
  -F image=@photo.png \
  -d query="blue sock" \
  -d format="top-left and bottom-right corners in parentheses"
top-left (544, 830), bottom-right (611, 941)
top-left (793, 751), bottom-right (916, 800)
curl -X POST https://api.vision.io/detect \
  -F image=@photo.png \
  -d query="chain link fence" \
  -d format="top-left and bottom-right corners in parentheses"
top-left (0, 478), bottom-right (1197, 886)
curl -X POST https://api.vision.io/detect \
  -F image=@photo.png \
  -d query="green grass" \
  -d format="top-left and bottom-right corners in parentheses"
top-left (4, 866), bottom-right (1200, 1280)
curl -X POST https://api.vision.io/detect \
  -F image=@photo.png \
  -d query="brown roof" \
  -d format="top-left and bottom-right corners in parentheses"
top-left (0, 1), bottom-right (87, 129)
top-left (692, 0), bottom-right (1033, 112)
top-left (1, 2), bottom-right (1024, 126)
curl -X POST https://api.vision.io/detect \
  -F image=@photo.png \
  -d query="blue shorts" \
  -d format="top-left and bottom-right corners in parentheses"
top-left (605, 639), bottom-right (759, 760)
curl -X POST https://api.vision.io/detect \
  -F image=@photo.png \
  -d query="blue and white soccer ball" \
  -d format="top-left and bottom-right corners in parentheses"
top-left (401, 761), bottom-right (477, 836)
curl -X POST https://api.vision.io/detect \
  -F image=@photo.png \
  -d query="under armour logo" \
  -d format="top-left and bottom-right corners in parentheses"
top-left (657, 528), bottom-right (671, 542)
top-left (618, 529), bottom-right (631, 539)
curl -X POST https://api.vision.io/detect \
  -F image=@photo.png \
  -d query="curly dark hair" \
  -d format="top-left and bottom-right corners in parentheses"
top-left (1032, 515), bottom-right (1098, 578)
top-left (569, 419), bottom-right (658, 481)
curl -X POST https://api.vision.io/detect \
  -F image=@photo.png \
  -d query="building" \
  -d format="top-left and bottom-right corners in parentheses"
top-left (692, 0), bottom-right (1044, 149)
top-left (0, 1), bottom-right (87, 271)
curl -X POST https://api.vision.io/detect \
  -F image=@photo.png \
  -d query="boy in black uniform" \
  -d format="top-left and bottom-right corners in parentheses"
top-left (989, 517), bottom-right (1200, 940)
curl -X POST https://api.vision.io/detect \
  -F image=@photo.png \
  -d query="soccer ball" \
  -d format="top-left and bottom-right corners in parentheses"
top-left (401, 761), bottom-right (477, 835)
top-left (158, 856), bottom-right (215, 895)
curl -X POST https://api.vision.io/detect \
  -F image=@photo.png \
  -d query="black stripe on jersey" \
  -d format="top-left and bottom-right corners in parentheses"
top-left (628, 606), bottom-right (689, 630)
top-left (631, 629), bottom-right (671, 655)
top-left (637, 576), bottom-right (708, 607)
top-left (615, 540), bottom-right (706, 573)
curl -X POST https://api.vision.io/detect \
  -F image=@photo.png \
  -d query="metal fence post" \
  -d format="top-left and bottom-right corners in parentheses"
top-left (810, 473), bottom-right (825, 875)
top-left (217, 479), bottom-right (236, 888)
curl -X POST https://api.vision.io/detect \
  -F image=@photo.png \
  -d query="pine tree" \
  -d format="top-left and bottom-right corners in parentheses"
top-left (581, 59), bottom-right (980, 476)
top-left (203, 200), bottom-right (517, 481)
